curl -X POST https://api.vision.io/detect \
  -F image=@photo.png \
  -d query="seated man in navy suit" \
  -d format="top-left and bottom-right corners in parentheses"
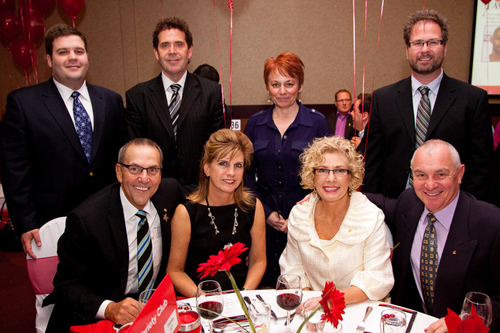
top-left (45, 139), bottom-right (183, 332)
top-left (367, 139), bottom-right (500, 333)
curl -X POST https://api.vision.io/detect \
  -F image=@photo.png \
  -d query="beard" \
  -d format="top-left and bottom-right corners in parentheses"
top-left (408, 53), bottom-right (444, 75)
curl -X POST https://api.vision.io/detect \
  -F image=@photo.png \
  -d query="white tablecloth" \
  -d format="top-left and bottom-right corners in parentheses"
top-left (183, 289), bottom-right (438, 332)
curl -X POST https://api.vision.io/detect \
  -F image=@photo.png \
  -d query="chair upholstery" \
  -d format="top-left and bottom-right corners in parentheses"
top-left (26, 217), bottom-right (66, 333)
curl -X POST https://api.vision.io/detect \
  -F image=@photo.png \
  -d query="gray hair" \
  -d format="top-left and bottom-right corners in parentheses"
top-left (118, 138), bottom-right (163, 167)
top-left (411, 139), bottom-right (461, 169)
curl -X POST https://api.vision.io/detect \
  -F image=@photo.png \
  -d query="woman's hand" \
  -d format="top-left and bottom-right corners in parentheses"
top-left (424, 318), bottom-right (448, 333)
top-left (266, 211), bottom-right (288, 233)
top-left (297, 296), bottom-right (321, 315)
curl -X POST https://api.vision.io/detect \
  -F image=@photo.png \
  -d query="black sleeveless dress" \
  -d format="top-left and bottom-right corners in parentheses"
top-left (183, 201), bottom-right (255, 291)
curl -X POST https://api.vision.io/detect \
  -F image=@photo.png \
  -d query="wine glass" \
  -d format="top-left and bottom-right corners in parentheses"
top-left (276, 273), bottom-right (302, 332)
top-left (196, 280), bottom-right (224, 332)
top-left (460, 291), bottom-right (493, 327)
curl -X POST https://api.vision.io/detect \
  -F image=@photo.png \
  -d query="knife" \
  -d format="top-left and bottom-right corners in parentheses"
top-left (255, 294), bottom-right (278, 320)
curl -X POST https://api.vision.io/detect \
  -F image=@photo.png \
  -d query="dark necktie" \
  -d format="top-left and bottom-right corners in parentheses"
top-left (169, 84), bottom-right (182, 139)
top-left (136, 210), bottom-right (154, 293)
top-left (71, 91), bottom-right (93, 163)
top-left (410, 86), bottom-right (431, 187)
top-left (420, 213), bottom-right (438, 312)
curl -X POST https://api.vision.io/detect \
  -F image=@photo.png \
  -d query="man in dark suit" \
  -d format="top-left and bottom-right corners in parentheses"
top-left (367, 139), bottom-right (500, 333)
top-left (0, 24), bottom-right (123, 259)
top-left (327, 89), bottom-right (355, 139)
top-left (46, 138), bottom-right (184, 332)
top-left (363, 10), bottom-right (493, 201)
top-left (125, 17), bottom-right (225, 194)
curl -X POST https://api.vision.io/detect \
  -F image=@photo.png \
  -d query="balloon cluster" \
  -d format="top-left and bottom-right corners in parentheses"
top-left (0, 0), bottom-right (85, 72)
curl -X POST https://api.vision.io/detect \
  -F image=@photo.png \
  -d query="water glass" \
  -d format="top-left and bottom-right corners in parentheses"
top-left (138, 288), bottom-right (156, 313)
top-left (248, 300), bottom-right (271, 332)
top-left (380, 309), bottom-right (406, 333)
top-left (317, 320), bottom-right (342, 333)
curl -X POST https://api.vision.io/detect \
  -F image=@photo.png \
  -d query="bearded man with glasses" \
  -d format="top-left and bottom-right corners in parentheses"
top-left (363, 9), bottom-right (494, 204)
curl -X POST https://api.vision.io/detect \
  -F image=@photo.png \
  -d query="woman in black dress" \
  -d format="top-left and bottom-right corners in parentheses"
top-left (167, 129), bottom-right (266, 297)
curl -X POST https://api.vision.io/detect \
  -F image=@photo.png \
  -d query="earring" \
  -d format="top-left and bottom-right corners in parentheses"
top-left (268, 94), bottom-right (272, 103)
top-left (298, 92), bottom-right (301, 103)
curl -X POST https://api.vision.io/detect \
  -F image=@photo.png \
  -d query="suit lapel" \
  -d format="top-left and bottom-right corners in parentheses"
top-left (433, 193), bottom-right (476, 316)
top-left (395, 78), bottom-right (416, 144)
top-left (149, 75), bottom-right (175, 138)
top-left (42, 80), bottom-right (88, 162)
top-left (177, 73), bottom-right (199, 130)
top-left (107, 184), bottom-right (130, 294)
top-left (87, 84), bottom-right (105, 161)
top-left (427, 74), bottom-right (455, 137)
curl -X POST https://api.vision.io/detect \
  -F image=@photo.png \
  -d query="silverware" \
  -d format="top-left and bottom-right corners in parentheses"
top-left (356, 306), bottom-right (373, 331)
top-left (284, 311), bottom-right (296, 325)
top-left (243, 296), bottom-right (257, 312)
top-left (255, 294), bottom-right (278, 320)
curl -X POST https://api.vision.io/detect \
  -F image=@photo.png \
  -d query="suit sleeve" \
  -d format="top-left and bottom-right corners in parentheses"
top-left (0, 92), bottom-right (38, 234)
top-left (363, 91), bottom-right (385, 193)
top-left (209, 84), bottom-right (225, 133)
top-left (124, 88), bottom-right (145, 143)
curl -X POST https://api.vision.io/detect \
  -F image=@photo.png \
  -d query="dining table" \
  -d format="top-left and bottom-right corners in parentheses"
top-left (182, 289), bottom-right (439, 332)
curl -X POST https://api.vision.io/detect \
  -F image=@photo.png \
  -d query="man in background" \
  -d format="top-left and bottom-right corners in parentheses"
top-left (125, 17), bottom-right (225, 194)
top-left (0, 24), bottom-right (123, 258)
top-left (327, 89), bottom-right (354, 139)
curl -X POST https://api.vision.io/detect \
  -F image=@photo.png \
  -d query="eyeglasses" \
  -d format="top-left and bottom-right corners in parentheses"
top-left (336, 99), bottom-right (351, 103)
top-left (314, 168), bottom-right (351, 177)
top-left (119, 163), bottom-right (161, 176)
top-left (408, 39), bottom-right (444, 48)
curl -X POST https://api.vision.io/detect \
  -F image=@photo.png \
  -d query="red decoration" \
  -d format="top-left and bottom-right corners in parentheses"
top-left (0, 0), bottom-right (16, 11)
top-left (197, 242), bottom-right (248, 279)
top-left (444, 305), bottom-right (490, 333)
top-left (58, 0), bottom-right (85, 19)
top-left (481, 0), bottom-right (492, 4)
top-left (33, 0), bottom-right (56, 17)
top-left (319, 281), bottom-right (346, 328)
top-left (0, 10), bottom-right (21, 43)
top-left (11, 37), bottom-right (33, 69)
top-left (24, 10), bottom-right (45, 44)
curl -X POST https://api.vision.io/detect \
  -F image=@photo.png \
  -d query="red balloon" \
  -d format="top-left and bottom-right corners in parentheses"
top-left (33, 0), bottom-right (57, 17)
top-left (23, 10), bottom-right (45, 44)
top-left (58, 0), bottom-right (85, 19)
top-left (0, 10), bottom-right (21, 43)
top-left (11, 37), bottom-right (33, 69)
top-left (0, 0), bottom-right (16, 12)
top-left (481, 0), bottom-right (491, 4)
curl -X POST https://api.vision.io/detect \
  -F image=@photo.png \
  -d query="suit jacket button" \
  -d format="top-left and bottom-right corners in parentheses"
top-left (89, 172), bottom-right (94, 177)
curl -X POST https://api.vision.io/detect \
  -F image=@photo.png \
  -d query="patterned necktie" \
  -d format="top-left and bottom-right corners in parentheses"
top-left (136, 210), bottom-right (154, 293)
top-left (71, 91), bottom-right (93, 163)
top-left (169, 84), bottom-right (182, 139)
top-left (409, 86), bottom-right (431, 187)
top-left (420, 213), bottom-right (438, 312)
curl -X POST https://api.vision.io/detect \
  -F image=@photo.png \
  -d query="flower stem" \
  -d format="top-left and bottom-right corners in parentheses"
top-left (225, 270), bottom-right (256, 333)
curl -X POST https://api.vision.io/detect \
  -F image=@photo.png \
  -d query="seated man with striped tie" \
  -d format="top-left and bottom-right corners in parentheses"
top-left (366, 139), bottom-right (500, 333)
top-left (44, 138), bottom-right (184, 332)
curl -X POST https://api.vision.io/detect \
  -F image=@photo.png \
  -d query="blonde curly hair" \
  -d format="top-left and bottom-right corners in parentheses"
top-left (299, 136), bottom-right (364, 192)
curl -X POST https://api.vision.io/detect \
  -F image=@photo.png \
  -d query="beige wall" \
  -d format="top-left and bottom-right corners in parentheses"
top-left (2, 0), bottom-right (496, 111)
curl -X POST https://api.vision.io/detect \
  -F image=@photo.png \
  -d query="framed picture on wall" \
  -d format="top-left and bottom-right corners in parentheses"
top-left (470, 0), bottom-right (500, 95)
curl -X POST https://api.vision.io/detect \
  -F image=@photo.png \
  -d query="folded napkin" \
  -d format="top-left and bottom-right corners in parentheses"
top-left (70, 320), bottom-right (116, 333)
top-left (444, 305), bottom-right (489, 333)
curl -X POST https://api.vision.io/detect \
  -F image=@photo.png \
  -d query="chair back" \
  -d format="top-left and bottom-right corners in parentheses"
top-left (26, 217), bottom-right (66, 333)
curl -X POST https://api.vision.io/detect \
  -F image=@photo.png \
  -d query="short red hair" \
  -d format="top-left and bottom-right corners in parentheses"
top-left (264, 52), bottom-right (305, 87)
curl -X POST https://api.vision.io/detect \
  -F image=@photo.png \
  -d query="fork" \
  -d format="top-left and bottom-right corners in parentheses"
top-left (356, 306), bottom-right (373, 331)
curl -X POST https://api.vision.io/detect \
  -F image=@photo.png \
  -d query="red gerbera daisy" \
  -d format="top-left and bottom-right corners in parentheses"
top-left (319, 281), bottom-right (346, 328)
top-left (197, 242), bottom-right (248, 279)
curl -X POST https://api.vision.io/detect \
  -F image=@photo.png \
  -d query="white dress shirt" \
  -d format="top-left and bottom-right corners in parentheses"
top-left (52, 78), bottom-right (95, 129)
top-left (161, 70), bottom-right (187, 103)
top-left (279, 192), bottom-right (394, 301)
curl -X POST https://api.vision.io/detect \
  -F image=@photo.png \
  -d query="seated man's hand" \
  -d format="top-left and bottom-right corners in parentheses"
top-left (424, 318), bottom-right (448, 333)
top-left (22, 229), bottom-right (41, 259)
top-left (105, 297), bottom-right (139, 325)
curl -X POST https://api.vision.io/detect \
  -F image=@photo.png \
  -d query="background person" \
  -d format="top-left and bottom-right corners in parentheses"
top-left (244, 52), bottom-right (331, 287)
top-left (350, 93), bottom-right (371, 152)
top-left (327, 89), bottom-right (355, 139)
top-left (167, 129), bottom-right (266, 297)
top-left (280, 136), bottom-right (394, 309)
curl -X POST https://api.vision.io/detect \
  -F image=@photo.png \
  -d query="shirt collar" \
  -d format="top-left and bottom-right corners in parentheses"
top-left (411, 68), bottom-right (443, 98)
top-left (161, 70), bottom-right (187, 91)
top-left (336, 110), bottom-right (351, 119)
top-left (422, 189), bottom-right (460, 231)
top-left (119, 187), bottom-right (153, 222)
top-left (53, 78), bottom-right (90, 103)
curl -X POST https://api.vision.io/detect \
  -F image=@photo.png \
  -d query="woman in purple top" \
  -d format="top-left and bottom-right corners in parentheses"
top-left (244, 52), bottom-right (331, 287)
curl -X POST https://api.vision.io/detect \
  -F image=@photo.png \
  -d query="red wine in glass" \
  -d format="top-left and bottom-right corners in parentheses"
top-left (276, 293), bottom-right (301, 311)
top-left (198, 300), bottom-right (224, 320)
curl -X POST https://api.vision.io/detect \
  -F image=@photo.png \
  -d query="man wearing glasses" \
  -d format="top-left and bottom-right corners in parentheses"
top-left (45, 139), bottom-right (183, 332)
top-left (363, 10), bottom-right (493, 202)
top-left (327, 89), bottom-right (355, 139)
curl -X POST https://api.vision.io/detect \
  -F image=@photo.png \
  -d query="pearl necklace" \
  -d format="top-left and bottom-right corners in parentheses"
top-left (206, 198), bottom-right (239, 249)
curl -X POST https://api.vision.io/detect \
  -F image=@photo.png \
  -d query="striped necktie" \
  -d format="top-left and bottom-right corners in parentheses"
top-left (169, 84), bottom-right (182, 139)
top-left (410, 86), bottom-right (431, 187)
top-left (420, 213), bottom-right (438, 312)
top-left (136, 210), bottom-right (154, 293)
top-left (71, 91), bottom-right (93, 163)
